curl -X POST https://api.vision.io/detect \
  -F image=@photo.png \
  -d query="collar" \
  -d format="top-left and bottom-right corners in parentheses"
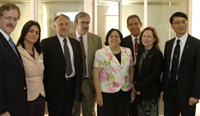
top-left (17, 45), bottom-right (38, 59)
top-left (131, 34), bottom-right (139, 42)
top-left (0, 29), bottom-right (9, 41)
top-left (76, 30), bottom-right (88, 40)
top-left (57, 34), bottom-right (69, 41)
top-left (105, 45), bottom-right (126, 54)
top-left (175, 32), bottom-right (188, 44)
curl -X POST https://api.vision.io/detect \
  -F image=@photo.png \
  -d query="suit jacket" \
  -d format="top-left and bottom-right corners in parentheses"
top-left (162, 34), bottom-right (200, 105)
top-left (17, 45), bottom-right (45, 101)
top-left (93, 46), bottom-right (134, 93)
top-left (122, 35), bottom-right (135, 60)
top-left (41, 35), bottom-right (82, 103)
top-left (133, 45), bottom-right (163, 101)
top-left (0, 32), bottom-right (27, 115)
top-left (68, 31), bottom-right (102, 91)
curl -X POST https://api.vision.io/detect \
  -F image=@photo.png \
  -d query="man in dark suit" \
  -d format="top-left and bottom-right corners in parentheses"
top-left (161, 12), bottom-right (200, 116)
top-left (41, 14), bottom-right (82, 116)
top-left (121, 14), bottom-right (142, 116)
top-left (0, 3), bottom-right (27, 116)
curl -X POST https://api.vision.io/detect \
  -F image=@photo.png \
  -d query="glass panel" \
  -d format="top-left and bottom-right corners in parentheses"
top-left (147, 0), bottom-right (189, 53)
top-left (170, 0), bottom-right (189, 38)
top-left (97, 0), bottom-right (119, 46)
top-left (0, 0), bottom-right (30, 43)
top-left (122, 0), bottom-right (144, 37)
top-left (38, 0), bottom-right (84, 39)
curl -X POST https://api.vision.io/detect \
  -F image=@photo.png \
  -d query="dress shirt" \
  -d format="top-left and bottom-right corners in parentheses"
top-left (75, 31), bottom-right (89, 78)
top-left (57, 34), bottom-right (75, 78)
top-left (169, 32), bottom-right (188, 79)
top-left (131, 34), bottom-right (139, 65)
top-left (0, 29), bottom-right (11, 44)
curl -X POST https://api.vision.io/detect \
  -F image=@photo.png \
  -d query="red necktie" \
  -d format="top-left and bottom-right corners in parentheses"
top-left (80, 36), bottom-right (87, 79)
top-left (134, 38), bottom-right (139, 61)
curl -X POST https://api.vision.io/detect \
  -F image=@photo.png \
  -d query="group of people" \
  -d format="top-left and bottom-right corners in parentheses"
top-left (0, 2), bottom-right (200, 116)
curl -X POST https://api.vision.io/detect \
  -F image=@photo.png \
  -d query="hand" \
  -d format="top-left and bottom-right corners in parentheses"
top-left (160, 92), bottom-right (164, 101)
top-left (96, 95), bottom-right (103, 107)
top-left (0, 111), bottom-right (10, 116)
top-left (189, 97), bottom-right (199, 106)
top-left (135, 91), bottom-right (141, 95)
top-left (131, 91), bottom-right (135, 103)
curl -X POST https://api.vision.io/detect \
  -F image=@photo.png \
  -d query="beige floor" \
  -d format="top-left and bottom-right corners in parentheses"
top-left (44, 101), bottom-right (200, 116)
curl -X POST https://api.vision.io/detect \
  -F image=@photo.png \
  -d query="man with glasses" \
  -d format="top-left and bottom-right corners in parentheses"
top-left (69, 12), bottom-right (102, 116)
top-left (161, 12), bottom-right (200, 116)
top-left (121, 14), bottom-right (143, 116)
top-left (0, 3), bottom-right (27, 116)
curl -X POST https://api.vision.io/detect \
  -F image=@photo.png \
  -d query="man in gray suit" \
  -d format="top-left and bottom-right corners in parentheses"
top-left (69, 12), bottom-right (102, 116)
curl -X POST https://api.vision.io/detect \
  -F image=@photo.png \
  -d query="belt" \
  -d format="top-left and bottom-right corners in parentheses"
top-left (66, 77), bottom-right (75, 81)
top-left (83, 77), bottom-right (89, 80)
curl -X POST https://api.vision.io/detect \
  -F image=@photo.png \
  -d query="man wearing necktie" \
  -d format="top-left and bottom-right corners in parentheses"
top-left (161, 12), bottom-right (200, 116)
top-left (121, 14), bottom-right (143, 116)
top-left (69, 12), bottom-right (102, 116)
top-left (41, 14), bottom-right (82, 116)
top-left (0, 3), bottom-right (27, 116)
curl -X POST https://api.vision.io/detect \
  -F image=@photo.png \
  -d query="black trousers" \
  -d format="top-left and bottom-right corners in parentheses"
top-left (164, 83), bottom-right (196, 116)
top-left (98, 90), bottom-right (131, 116)
top-left (129, 95), bottom-right (138, 116)
top-left (26, 94), bottom-right (45, 116)
top-left (47, 77), bottom-right (75, 116)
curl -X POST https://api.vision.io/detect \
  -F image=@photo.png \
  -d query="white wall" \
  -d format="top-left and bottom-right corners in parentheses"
top-left (191, 0), bottom-right (200, 113)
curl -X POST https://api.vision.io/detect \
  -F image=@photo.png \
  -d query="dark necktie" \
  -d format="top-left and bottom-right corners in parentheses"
top-left (9, 37), bottom-right (23, 67)
top-left (63, 38), bottom-right (73, 76)
top-left (134, 38), bottom-right (139, 61)
top-left (80, 36), bottom-right (87, 79)
top-left (169, 39), bottom-right (180, 85)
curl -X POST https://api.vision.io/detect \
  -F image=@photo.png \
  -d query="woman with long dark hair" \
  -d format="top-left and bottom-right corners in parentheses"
top-left (17, 20), bottom-right (45, 116)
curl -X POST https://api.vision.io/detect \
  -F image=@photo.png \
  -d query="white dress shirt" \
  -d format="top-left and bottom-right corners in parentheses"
top-left (131, 34), bottom-right (140, 65)
top-left (169, 32), bottom-right (188, 79)
top-left (57, 34), bottom-right (75, 78)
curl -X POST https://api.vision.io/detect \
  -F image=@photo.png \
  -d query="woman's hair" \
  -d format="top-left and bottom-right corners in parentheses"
top-left (17, 20), bottom-right (42, 54)
top-left (139, 26), bottom-right (160, 47)
top-left (104, 28), bottom-right (123, 46)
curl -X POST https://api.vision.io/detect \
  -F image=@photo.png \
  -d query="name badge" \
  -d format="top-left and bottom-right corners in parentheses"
top-left (38, 59), bottom-right (43, 62)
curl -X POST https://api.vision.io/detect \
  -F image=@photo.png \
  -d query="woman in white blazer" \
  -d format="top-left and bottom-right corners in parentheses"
top-left (17, 20), bottom-right (45, 116)
top-left (93, 28), bottom-right (135, 116)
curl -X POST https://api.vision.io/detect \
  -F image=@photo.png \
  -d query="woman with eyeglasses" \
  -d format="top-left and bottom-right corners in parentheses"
top-left (132, 27), bottom-right (163, 116)
top-left (17, 20), bottom-right (45, 116)
top-left (93, 28), bottom-right (135, 116)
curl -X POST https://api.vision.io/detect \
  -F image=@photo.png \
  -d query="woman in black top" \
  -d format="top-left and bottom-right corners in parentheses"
top-left (133, 26), bottom-right (163, 116)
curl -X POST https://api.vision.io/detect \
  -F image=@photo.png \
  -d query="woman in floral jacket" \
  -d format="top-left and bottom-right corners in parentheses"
top-left (93, 28), bottom-right (135, 116)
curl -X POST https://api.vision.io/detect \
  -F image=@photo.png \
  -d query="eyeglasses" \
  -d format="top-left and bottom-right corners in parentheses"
top-left (78, 21), bottom-right (90, 26)
top-left (173, 20), bottom-right (187, 25)
top-left (109, 35), bottom-right (119, 38)
top-left (2, 15), bottom-right (18, 22)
